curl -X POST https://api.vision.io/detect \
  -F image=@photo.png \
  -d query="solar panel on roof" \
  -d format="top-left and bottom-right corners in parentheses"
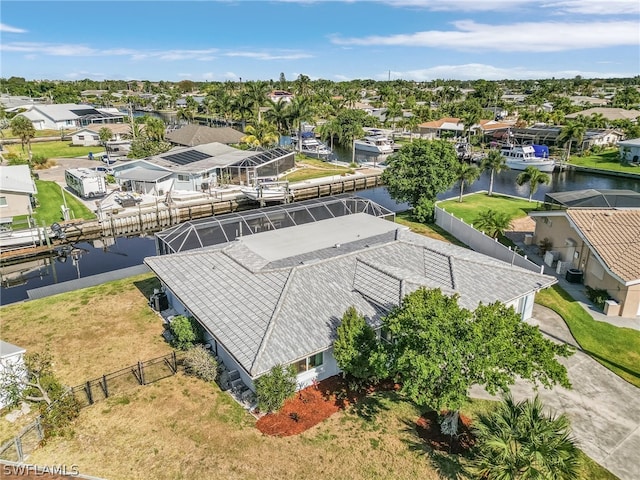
top-left (164, 150), bottom-right (211, 166)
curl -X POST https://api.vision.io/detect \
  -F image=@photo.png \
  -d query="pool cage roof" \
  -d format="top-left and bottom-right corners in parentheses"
top-left (155, 194), bottom-right (396, 255)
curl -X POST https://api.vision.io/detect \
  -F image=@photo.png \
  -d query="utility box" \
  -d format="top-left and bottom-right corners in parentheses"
top-left (524, 234), bottom-right (534, 245)
top-left (544, 250), bottom-right (560, 267)
top-left (604, 299), bottom-right (620, 316)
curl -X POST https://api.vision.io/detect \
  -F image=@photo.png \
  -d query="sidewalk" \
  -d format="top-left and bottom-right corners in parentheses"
top-left (507, 230), bottom-right (640, 331)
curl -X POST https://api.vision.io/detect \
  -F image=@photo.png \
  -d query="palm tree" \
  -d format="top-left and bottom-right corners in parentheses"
top-left (232, 95), bottom-right (254, 132)
top-left (474, 209), bottom-right (512, 239)
top-left (557, 121), bottom-right (587, 160)
top-left (468, 394), bottom-right (580, 480)
top-left (244, 81), bottom-right (269, 122)
top-left (263, 99), bottom-right (290, 134)
top-left (516, 166), bottom-right (550, 202)
top-left (241, 122), bottom-right (279, 149)
top-left (459, 108), bottom-right (482, 144)
top-left (145, 117), bottom-right (166, 142)
top-left (455, 163), bottom-right (481, 202)
top-left (481, 149), bottom-right (509, 196)
top-left (288, 97), bottom-right (314, 152)
top-left (10, 116), bottom-right (36, 162)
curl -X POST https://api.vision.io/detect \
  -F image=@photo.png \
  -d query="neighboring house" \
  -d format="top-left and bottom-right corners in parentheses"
top-left (530, 208), bottom-right (640, 317)
top-left (565, 107), bottom-right (640, 122)
top-left (71, 124), bottom-right (133, 152)
top-left (267, 90), bottom-right (294, 103)
top-left (9, 103), bottom-right (125, 131)
top-left (165, 125), bottom-right (244, 147)
top-left (505, 126), bottom-right (624, 150)
top-left (0, 340), bottom-right (26, 409)
top-left (0, 94), bottom-right (47, 110)
top-left (618, 138), bottom-right (640, 164)
top-left (544, 189), bottom-right (640, 209)
top-left (0, 165), bottom-right (37, 219)
top-left (145, 212), bottom-right (557, 392)
top-left (418, 117), bottom-right (512, 140)
top-left (112, 142), bottom-right (294, 195)
top-left (568, 96), bottom-right (610, 107)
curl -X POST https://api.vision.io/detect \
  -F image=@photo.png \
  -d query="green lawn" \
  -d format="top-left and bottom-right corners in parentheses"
top-left (33, 179), bottom-right (96, 225)
top-left (395, 212), bottom-right (468, 247)
top-left (6, 141), bottom-right (103, 160)
top-left (536, 285), bottom-right (640, 388)
top-left (438, 193), bottom-right (541, 225)
top-left (567, 149), bottom-right (640, 175)
top-left (284, 157), bottom-right (351, 182)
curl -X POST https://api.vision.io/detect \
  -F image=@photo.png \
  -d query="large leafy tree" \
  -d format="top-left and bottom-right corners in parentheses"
top-left (10, 115), bottom-right (36, 159)
top-left (481, 149), bottom-right (509, 196)
top-left (455, 162), bottom-right (480, 202)
top-left (382, 139), bottom-right (459, 208)
top-left (468, 394), bottom-right (580, 480)
top-left (334, 307), bottom-right (387, 383)
top-left (516, 166), bottom-right (550, 202)
top-left (383, 288), bottom-right (572, 420)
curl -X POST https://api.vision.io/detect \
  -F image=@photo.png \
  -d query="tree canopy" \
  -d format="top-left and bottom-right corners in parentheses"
top-left (381, 139), bottom-right (459, 208)
top-left (383, 288), bottom-right (573, 413)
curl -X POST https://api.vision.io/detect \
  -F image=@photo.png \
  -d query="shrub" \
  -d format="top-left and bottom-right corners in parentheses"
top-left (169, 315), bottom-right (203, 350)
top-left (412, 197), bottom-right (436, 223)
top-left (40, 392), bottom-right (81, 440)
top-left (585, 286), bottom-right (610, 309)
top-left (538, 237), bottom-right (553, 256)
top-left (183, 345), bottom-right (218, 382)
top-left (254, 364), bottom-right (297, 413)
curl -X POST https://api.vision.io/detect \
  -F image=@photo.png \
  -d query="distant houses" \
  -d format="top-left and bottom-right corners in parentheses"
top-left (9, 103), bottom-right (125, 131)
top-left (166, 125), bottom-right (245, 147)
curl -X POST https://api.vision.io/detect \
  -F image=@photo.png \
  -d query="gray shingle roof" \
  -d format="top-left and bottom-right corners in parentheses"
top-left (166, 125), bottom-right (245, 147)
top-left (145, 214), bottom-right (556, 377)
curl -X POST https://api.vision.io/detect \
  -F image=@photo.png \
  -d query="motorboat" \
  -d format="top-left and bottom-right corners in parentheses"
top-left (500, 143), bottom-right (556, 172)
top-left (354, 133), bottom-right (394, 154)
top-left (292, 132), bottom-right (333, 159)
top-left (240, 181), bottom-right (292, 202)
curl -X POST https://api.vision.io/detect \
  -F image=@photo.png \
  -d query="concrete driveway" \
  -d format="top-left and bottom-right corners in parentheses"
top-left (471, 304), bottom-right (640, 480)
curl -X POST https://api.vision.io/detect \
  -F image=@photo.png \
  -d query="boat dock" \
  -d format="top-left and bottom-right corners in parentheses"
top-left (0, 171), bottom-right (385, 263)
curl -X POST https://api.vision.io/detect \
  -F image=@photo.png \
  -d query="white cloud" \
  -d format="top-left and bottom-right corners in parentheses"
top-left (331, 20), bottom-right (638, 52)
top-left (224, 51), bottom-right (313, 60)
top-left (333, 74), bottom-right (352, 81)
top-left (65, 71), bottom-right (107, 79)
top-left (542, 0), bottom-right (640, 15)
top-left (380, 0), bottom-right (534, 12)
top-left (379, 0), bottom-right (639, 14)
top-left (0, 23), bottom-right (27, 33)
top-left (378, 63), bottom-right (637, 81)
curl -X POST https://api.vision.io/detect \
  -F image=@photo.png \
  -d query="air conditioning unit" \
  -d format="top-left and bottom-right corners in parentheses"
top-left (201, 182), bottom-right (209, 191)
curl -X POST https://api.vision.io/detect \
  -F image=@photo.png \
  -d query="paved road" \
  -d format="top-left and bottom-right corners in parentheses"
top-left (471, 304), bottom-right (640, 480)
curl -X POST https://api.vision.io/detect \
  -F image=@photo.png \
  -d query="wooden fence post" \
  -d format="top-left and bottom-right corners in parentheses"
top-left (14, 436), bottom-right (23, 462)
top-left (172, 351), bottom-right (177, 373)
top-left (101, 374), bottom-right (109, 398)
top-left (138, 361), bottom-right (145, 385)
top-left (85, 381), bottom-right (93, 405)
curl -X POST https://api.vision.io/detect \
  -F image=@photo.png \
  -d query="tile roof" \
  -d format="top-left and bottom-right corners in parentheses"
top-left (145, 215), bottom-right (556, 377)
top-left (565, 107), bottom-right (640, 121)
top-left (567, 209), bottom-right (640, 283)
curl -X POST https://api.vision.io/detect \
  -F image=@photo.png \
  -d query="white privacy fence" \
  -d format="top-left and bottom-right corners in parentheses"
top-left (434, 205), bottom-right (544, 274)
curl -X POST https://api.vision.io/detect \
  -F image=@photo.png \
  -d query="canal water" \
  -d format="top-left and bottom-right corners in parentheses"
top-left (1, 153), bottom-right (638, 305)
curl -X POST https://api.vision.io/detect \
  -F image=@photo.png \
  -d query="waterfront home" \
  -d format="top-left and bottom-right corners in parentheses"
top-left (112, 142), bottom-right (294, 195)
top-left (70, 123), bottom-right (132, 147)
top-left (145, 212), bottom-right (556, 392)
top-left (504, 126), bottom-right (624, 151)
top-left (530, 208), bottom-right (640, 317)
top-left (0, 165), bottom-right (37, 219)
top-left (618, 138), bottom-right (640, 164)
top-left (9, 104), bottom-right (124, 131)
top-left (418, 117), bottom-right (511, 140)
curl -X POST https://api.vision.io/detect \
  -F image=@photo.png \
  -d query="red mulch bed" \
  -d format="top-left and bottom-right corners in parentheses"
top-left (256, 376), bottom-right (399, 437)
top-left (415, 411), bottom-right (476, 454)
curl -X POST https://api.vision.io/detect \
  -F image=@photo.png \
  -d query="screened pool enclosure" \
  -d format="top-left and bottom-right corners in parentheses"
top-left (155, 195), bottom-right (395, 255)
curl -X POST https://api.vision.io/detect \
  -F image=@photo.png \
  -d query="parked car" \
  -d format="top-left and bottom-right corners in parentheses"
top-left (101, 156), bottom-right (118, 165)
top-left (95, 166), bottom-right (114, 175)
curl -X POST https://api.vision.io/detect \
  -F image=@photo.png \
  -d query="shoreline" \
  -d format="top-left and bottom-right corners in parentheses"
top-left (560, 163), bottom-right (640, 180)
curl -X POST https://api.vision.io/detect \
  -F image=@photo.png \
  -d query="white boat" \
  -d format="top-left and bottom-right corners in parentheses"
top-left (354, 134), bottom-right (394, 154)
top-left (240, 182), bottom-right (292, 202)
top-left (292, 132), bottom-right (333, 159)
top-left (500, 144), bottom-right (556, 173)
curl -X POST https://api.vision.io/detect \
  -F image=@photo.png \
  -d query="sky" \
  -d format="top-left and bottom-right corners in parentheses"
top-left (1, 0), bottom-right (639, 83)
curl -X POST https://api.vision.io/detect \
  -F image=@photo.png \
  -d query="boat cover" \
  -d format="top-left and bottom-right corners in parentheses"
top-left (533, 144), bottom-right (549, 158)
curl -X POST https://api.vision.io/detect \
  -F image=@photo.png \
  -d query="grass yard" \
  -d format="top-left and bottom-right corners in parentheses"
top-left (6, 141), bottom-right (103, 160)
top-left (438, 192), bottom-right (541, 225)
top-left (395, 211), bottom-right (468, 247)
top-left (1, 129), bottom-right (64, 139)
top-left (0, 272), bottom-right (617, 479)
top-left (568, 149), bottom-right (640, 175)
top-left (536, 285), bottom-right (640, 388)
top-left (32, 179), bottom-right (96, 225)
top-left (283, 157), bottom-right (352, 183)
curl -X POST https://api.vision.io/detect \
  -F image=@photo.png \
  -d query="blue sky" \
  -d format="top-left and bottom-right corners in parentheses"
top-left (1, 1), bottom-right (639, 82)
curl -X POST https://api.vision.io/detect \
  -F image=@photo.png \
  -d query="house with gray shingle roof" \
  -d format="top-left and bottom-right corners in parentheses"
top-left (166, 125), bottom-right (245, 147)
top-left (530, 207), bottom-right (640, 317)
top-left (10, 104), bottom-right (124, 131)
top-left (145, 213), bottom-right (556, 390)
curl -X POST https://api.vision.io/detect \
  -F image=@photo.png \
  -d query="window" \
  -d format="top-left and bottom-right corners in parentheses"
top-left (78, 135), bottom-right (85, 140)
top-left (177, 174), bottom-right (189, 182)
top-left (293, 352), bottom-right (324, 373)
top-left (0, 196), bottom-right (7, 207)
